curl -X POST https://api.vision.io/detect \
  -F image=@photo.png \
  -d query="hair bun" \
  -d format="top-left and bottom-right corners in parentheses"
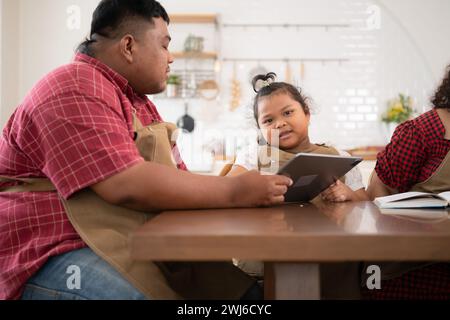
top-left (252, 72), bottom-right (277, 93)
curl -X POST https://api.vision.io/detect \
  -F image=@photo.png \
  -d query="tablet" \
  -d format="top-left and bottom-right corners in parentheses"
top-left (277, 153), bottom-right (363, 202)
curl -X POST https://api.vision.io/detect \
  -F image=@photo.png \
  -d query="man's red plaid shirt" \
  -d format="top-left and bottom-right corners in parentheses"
top-left (0, 53), bottom-right (187, 299)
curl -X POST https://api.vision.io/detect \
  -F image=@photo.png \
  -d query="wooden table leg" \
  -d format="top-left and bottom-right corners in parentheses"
top-left (264, 262), bottom-right (320, 300)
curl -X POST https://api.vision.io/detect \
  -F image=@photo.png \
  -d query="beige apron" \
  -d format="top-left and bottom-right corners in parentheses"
top-left (362, 149), bottom-right (450, 285)
top-left (0, 114), bottom-right (254, 300)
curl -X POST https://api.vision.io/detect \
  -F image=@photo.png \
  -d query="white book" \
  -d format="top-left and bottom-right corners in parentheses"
top-left (374, 191), bottom-right (450, 209)
top-left (378, 208), bottom-right (449, 220)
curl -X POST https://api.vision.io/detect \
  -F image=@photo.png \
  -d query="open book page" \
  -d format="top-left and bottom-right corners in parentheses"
top-left (437, 191), bottom-right (450, 202)
top-left (380, 208), bottom-right (449, 220)
top-left (374, 191), bottom-right (449, 209)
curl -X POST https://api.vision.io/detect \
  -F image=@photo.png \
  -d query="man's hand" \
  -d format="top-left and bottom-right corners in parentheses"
top-left (229, 170), bottom-right (293, 207)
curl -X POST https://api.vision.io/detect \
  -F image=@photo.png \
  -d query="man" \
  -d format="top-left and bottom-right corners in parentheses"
top-left (0, 0), bottom-right (291, 300)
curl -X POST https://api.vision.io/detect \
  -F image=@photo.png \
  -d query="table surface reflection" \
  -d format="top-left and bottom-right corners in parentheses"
top-left (130, 201), bottom-right (450, 262)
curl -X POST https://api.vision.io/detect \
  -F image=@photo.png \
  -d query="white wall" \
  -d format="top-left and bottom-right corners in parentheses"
top-left (1, 0), bottom-right (450, 171)
top-left (1, 0), bottom-right (20, 128)
top-left (378, 0), bottom-right (450, 82)
top-left (0, 0), bottom-right (2, 111)
top-left (0, 0), bottom-right (97, 129)
top-left (18, 0), bottom-right (96, 98)
top-left (0, 0), bottom-right (2, 116)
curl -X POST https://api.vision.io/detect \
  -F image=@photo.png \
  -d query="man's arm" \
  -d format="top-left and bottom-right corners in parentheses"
top-left (225, 165), bottom-right (249, 177)
top-left (91, 161), bottom-right (292, 211)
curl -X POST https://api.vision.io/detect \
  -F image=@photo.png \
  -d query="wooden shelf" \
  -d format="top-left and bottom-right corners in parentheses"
top-left (346, 146), bottom-right (385, 161)
top-left (223, 23), bottom-right (350, 29)
top-left (170, 14), bottom-right (217, 24)
top-left (172, 51), bottom-right (218, 60)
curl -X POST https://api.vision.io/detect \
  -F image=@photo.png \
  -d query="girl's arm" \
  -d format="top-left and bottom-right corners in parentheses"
top-left (352, 188), bottom-right (370, 201)
top-left (321, 180), bottom-right (369, 202)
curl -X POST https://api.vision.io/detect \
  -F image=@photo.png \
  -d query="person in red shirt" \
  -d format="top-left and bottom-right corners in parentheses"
top-left (365, 65), bottom-right (450, 299)
top-left (0, 0), bottom-right (292, 300)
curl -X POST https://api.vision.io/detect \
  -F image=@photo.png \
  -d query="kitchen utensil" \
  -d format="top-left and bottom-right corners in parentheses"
top-left (300, 61), bottom-right (305, 81)
top-left (177, 102), bottom-right (195, 133)
top-left (285, 60), bottom-right (292, 84)
top-left (230, 63), bottom-right (241, 111)
top-left (181, 71), bottom-right (197, 99)
top-left (198, 79), bottom-right (220, 100)
top-left (184, 34), bottom-right (204, 53)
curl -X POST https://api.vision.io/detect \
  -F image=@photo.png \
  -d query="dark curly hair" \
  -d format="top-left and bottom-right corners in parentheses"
top-left (432, 65), bottom-right (450, 109)
top-left (251, 73), bottom-right (310, 127)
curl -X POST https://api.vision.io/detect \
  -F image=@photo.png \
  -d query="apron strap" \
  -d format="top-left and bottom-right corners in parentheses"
top-left (0, 175), bottom-right (35, 183)
top-left (0, 175), bottom-right (56, 192)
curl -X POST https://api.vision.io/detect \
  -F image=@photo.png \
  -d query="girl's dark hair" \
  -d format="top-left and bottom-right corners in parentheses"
top-left (251, 72), bottom-right (310, 126)
top-left (431, 65), bottom-right (450, 109)
top-left (77, 0), bottom-right (169, 56)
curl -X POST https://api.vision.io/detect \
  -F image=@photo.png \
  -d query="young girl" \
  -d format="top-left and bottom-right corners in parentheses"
top-left (227, 72), bottom-right (368, 202)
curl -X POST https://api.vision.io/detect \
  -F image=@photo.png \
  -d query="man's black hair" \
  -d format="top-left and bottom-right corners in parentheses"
top-left (77, 0), bottom-right (170, 56)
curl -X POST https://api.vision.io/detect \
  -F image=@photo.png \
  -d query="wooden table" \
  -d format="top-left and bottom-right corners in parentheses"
top-left (130, 201), bottom-right (450, 299)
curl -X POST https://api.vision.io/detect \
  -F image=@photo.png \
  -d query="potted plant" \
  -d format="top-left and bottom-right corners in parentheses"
top-left (166, 74), bottom-right (180, 98)
top-left (381, 93), bottom-right (414, 140)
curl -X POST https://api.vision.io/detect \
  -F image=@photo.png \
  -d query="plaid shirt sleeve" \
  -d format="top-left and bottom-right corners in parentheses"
top-left (16, 92), bottom-right (144, 199)
top-left (375, 121), bottom-right (427, 192)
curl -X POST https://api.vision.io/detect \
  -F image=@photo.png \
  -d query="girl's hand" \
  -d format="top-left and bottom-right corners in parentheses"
top-left (320, 179), bottom-right (355, 202)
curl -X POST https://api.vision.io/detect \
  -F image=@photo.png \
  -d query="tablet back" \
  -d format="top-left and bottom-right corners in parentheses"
top-left (277, 153), bottom-right (362, 202)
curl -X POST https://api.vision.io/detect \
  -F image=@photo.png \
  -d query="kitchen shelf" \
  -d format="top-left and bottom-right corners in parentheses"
top-left (170, 14), bottom-right (217, 24)
top-left (168, 13), bottom-right (220, 103)
top-left (222, 57), bottom-right (349, 64)
top-left (172, 51), bottom-right (218, 60)
top-left (222, 23), bottom-right (350, 30)
top-left (346, 146), bottom-right (385, 161)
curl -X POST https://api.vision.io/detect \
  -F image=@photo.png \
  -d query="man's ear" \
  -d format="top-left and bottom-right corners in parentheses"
top-left (119, 34), bottom-right (135, 63)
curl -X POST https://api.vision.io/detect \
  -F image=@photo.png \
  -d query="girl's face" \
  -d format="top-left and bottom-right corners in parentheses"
top-left (257, 92), bottom-right (310, 150)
